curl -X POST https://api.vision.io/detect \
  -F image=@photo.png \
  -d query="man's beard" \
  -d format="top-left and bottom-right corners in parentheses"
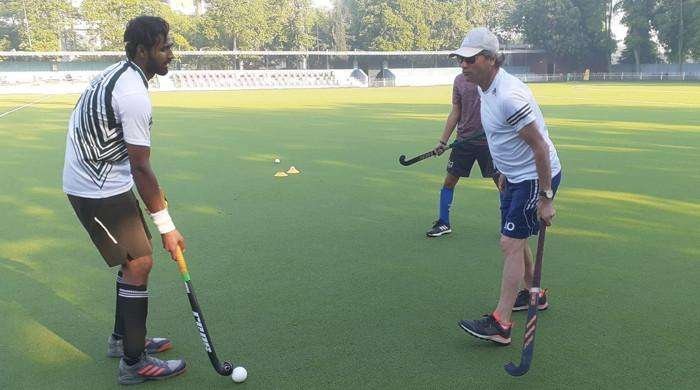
top-left (148, 57), bottom-right (168, 76)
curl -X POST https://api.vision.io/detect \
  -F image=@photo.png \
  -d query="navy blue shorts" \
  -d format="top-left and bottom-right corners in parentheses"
top-left (500, 171), bottom-right (562, 239)
top-left (446, 142), bottom-right (494, 178)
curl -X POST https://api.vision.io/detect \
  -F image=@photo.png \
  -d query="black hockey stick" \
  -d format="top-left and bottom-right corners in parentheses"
top-left (175, 248), bottom-right (234, 376)
top-left (398, 131), bottom-right (485, 166)
top-left (504, 224), bottom-right (547, 376)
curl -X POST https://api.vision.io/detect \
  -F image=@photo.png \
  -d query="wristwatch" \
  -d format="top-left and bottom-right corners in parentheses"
top-left (538, 189), bottom-right (554, 200)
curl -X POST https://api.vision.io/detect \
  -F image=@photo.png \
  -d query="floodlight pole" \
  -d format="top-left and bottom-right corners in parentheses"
top-left (22, 0), bottom-right (32, 50)
top-left (679, 0), bottom-right (684, 74)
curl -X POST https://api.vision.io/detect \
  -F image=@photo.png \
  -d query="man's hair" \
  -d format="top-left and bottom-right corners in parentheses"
top-left (482, 50), bottom-right (505, 68)
top-left (124, 16), bottom-right (170, 60)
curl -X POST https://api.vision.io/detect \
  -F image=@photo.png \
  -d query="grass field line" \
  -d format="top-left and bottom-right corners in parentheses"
top-left (0, 95), bottom-right (52, 119)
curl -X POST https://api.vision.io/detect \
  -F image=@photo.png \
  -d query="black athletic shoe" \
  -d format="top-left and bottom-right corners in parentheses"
top-left (458, 315), bottom-right (511, 345)
top-left (426, 220), bottom-right (451, 237)
top-left (513, 288), bottom-right (549, 311)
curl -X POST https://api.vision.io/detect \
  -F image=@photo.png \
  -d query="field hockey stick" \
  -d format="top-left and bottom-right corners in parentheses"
top-left (504, 223), bottom-right (547, 376)
top-left (398, 131), bottom-right (485, 166)
top-left (175, 247), bottom-right (234, 376)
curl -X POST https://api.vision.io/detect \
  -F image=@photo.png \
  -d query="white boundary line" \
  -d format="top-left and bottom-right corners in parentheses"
top-left (0, 95), bottom-right (52, 119)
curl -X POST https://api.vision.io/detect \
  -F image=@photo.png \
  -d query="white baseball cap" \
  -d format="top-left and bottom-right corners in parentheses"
top-left (450, 27), bottom-right (499, 58)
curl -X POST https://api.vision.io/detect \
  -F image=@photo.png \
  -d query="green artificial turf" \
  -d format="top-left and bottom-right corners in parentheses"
top-left (1, 83), bottom-right (699, 389)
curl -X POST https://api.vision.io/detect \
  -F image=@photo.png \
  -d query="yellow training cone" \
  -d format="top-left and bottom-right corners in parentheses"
top-left (274, 171), bottom-right (288, 177)
top-left (286, 166), bottom-right (300, 174)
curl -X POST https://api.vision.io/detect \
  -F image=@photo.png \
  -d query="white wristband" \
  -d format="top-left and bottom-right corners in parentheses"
top-left (150, 208), bottom-right (176, 234)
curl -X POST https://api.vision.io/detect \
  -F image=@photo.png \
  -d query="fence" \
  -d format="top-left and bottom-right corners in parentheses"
top-left (565, 72), bottom-right (700, 82)
top-left (0, 68), bottom-right (369, 94)
top-left (1, 69), bottom-right (699, 95)
top-left (610, 63), bottom-right (700, 74)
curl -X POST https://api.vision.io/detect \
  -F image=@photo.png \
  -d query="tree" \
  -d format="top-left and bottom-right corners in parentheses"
top-left (0, 6), bottom-right (19, 50)
top-left (268, 0), bottom-right (315, 50)
top-left (309, 0), bottom-right (352, 51)
top-left (574, 0), bottom-right (616, 70)
top-left (0, 0), bottom-right (76, 51)
top-left (80, 0), bottom-right (194, 51)
top-left (511, 0), bottom-right (587, 69)
top-left (368, 0), bottom-right (433, 50)
top-left (200, 0), bottom-right (272, 50)
top-left (343, 0), bottom-right (485, 51)
top-left (510, 0), bottom-right (614, 71)
top-left (329, 0), bottom-right (350, 50)
top-left (345, 0), bottom-right (416, 50)
top-left (431, 0), bottom-right (474, 50)
top-left (653, 0), bottom-right (700, 62)
top-left (466, 0), bottom-right (517, 34)
top-left (618, 0), bottom-right (659, 69)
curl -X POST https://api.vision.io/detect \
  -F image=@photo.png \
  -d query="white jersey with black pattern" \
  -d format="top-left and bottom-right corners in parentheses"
top-left (478, 68), bottom-right (561, 183)
top-left (63, 60), bottom-right (152, 198)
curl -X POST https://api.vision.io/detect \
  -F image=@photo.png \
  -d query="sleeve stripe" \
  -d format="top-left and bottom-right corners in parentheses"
top-left (506, 103), bottom-right (531, 123)
top-left (507, 107), bottom-right (532, 126)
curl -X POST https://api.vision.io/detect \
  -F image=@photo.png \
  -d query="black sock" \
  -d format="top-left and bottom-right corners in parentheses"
top-left (118, 282), bottom-right (149, 364)
top-left (112, 271), bottom-right (124, 340)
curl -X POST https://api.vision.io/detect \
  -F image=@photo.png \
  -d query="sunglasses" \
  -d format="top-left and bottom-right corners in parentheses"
top-left (455, 52), bottom-right (484, 64)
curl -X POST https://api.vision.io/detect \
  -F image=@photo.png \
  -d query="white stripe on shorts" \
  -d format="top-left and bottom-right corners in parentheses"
top-left (94, 217), bottom-right (118, 244)
top-left (522, 180), bottom-right (539, 235)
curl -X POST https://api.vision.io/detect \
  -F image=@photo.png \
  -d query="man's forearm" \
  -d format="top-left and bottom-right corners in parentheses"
top-left (132, 164), bottom-right (166, 213)
top-left (440, 112), bottom-right (460, 142)
top-left (533, 146), bottom-right (552, 191)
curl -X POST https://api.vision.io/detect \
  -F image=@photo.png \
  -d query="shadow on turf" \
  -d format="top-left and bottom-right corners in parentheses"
top-left (0, 259), bottom-right (107, 361)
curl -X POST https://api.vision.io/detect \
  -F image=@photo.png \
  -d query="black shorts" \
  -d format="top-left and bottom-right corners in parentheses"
top-left (446, 142), bottom-right (495, 178)
top-left (68, 190), bottom-right (152, 267)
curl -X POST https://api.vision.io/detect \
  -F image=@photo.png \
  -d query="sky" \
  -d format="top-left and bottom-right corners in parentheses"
top-left (311, 0), bottom-right (333, 10)
top-left (611, 9), bottom-right (627, 61)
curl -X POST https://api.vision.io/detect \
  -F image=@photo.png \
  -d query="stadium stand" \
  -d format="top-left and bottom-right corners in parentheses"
top-left (1, 50), bottom-right (698, 94)
top-left (162, 69), bottom-right (366, 91)
top-left (0, 68), bottom-right (368, 94)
